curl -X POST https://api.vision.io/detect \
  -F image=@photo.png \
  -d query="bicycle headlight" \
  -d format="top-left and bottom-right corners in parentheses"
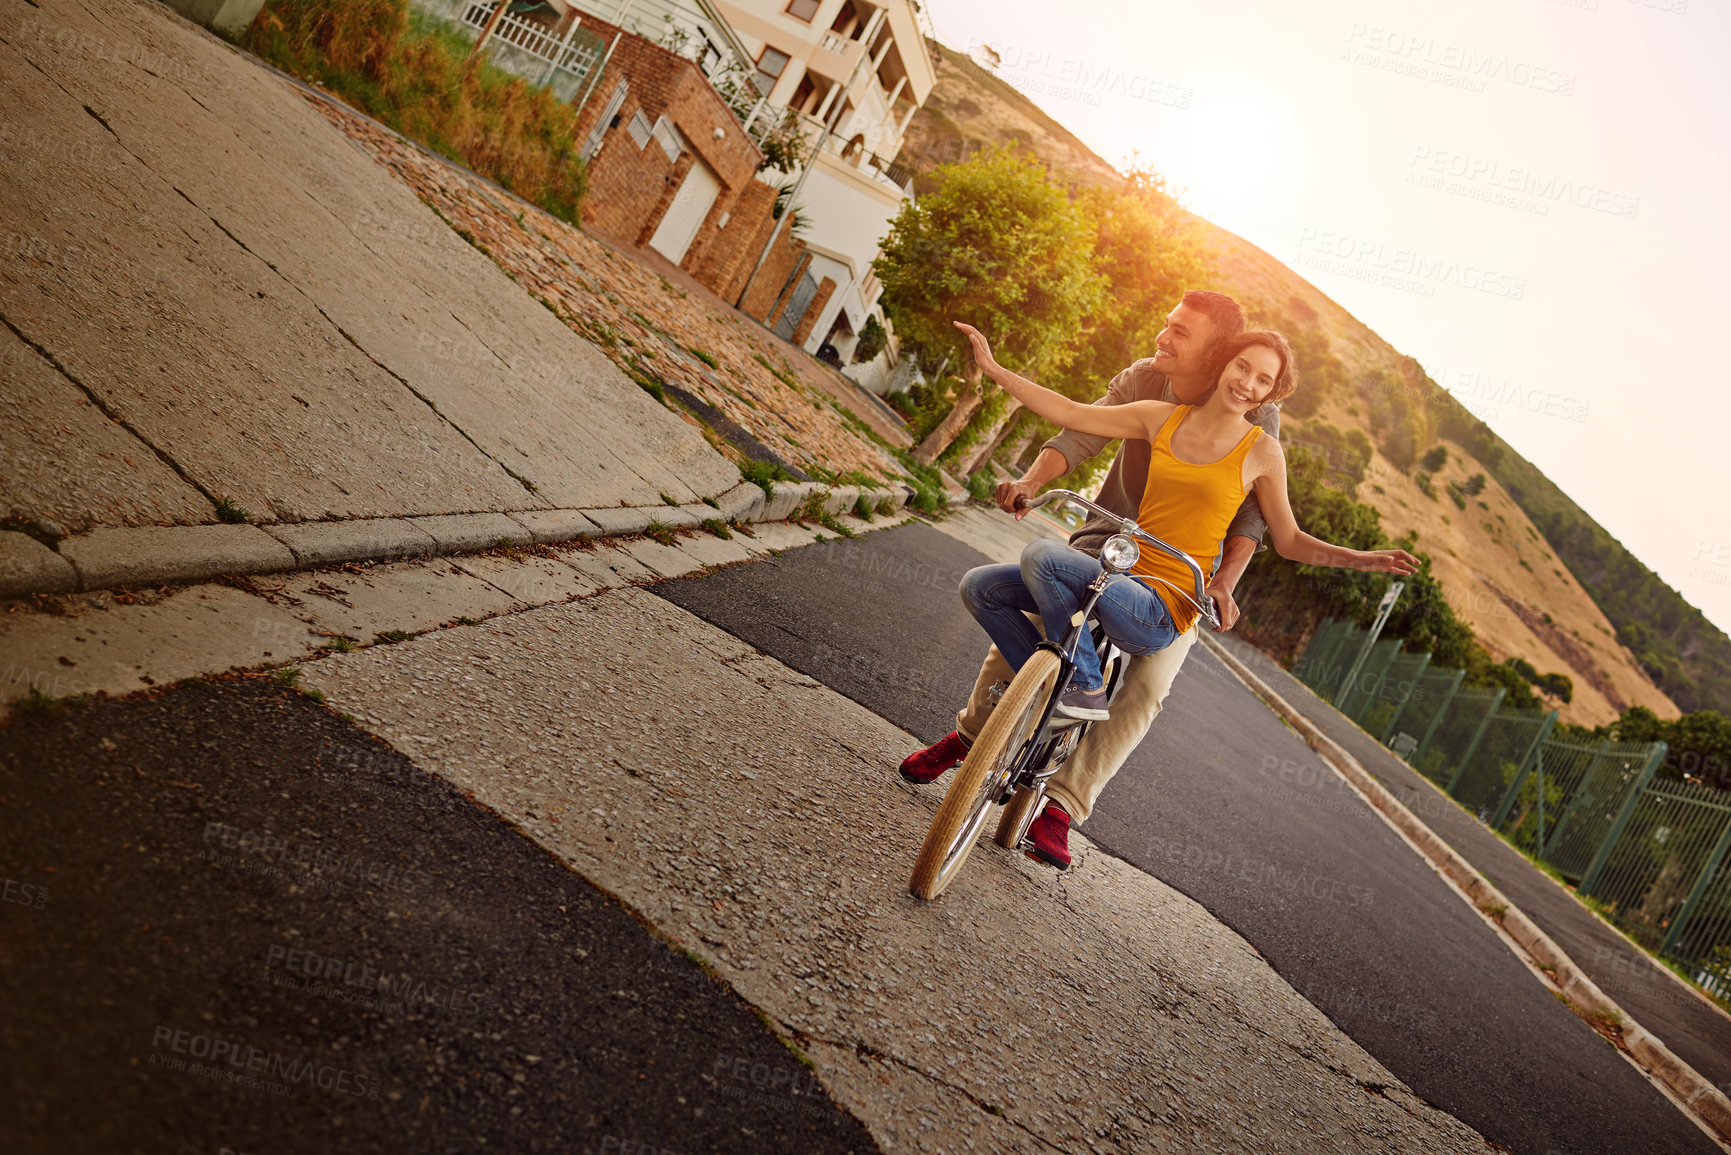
top-left (1100, 533), bottom-right (1141, 572)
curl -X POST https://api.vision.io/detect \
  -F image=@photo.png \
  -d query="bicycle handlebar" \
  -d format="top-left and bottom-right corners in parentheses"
top-left (1015, 489), bottom-right (1221, 632)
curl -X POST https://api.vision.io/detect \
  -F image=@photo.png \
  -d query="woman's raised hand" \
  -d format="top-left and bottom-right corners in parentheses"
top-left (1361, 548), bottom-right (1421, 575)
top-left (952, 321), bottom-right (1000, 376)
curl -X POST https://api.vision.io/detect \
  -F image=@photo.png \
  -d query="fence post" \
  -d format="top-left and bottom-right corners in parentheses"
top-left (1579, 742), bottom-right (1668, 896)
top-left (1444, 688), bottom-right (1505, 796)
top-left (1491, 711), bottom-right (1558, 830)
top-left (1294, 619), bottom-right (1333, 691)
top-left (1413, 668), bottom-right (1466, 761)
top-left (1540, 738), bottom-right (1610, 859)
top-left (1661, 807), bottom-right (1731, 958)
top-left (1348, 640), bottom-right (1401, 724)
top-left (1378, 652), bottom-right (1431, 744)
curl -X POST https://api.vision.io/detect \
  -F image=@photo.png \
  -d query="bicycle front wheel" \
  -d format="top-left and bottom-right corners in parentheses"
top-left (909, 649), bottom-right (1062, 900)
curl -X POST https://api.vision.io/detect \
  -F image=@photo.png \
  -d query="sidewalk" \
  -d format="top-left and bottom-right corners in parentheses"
top-left (1210, 631), bottom-right (1731, 1097)
top-left (0, 0), bottom-right (909, 598)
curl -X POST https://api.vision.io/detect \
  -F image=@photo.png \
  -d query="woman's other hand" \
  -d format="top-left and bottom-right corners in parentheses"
top-left (1359, 548), bottom-right (1421, 575)
top-left (953, 321), bottom-right (1000, 377)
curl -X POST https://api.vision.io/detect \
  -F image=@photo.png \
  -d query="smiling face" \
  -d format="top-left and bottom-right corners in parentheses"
top-left (1151, 302), bottom-right (1219, 379)
top-left (1215, 344), bottom-right (1283, 414)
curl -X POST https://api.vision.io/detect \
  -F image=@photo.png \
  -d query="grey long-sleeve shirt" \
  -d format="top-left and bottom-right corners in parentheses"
top-left (1044, 357), bottom-right (1282, 560)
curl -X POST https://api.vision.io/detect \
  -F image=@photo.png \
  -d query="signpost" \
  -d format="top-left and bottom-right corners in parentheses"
top-left (1334, 582), bottom-right (1404, 704)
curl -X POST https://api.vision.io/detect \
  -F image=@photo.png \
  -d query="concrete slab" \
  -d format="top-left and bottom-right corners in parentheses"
top-left (265, 519), bottom-right (436, 567)
top-left (738, 522), bottom-right (822, 553)
top-left (672, 531), bottom-right (754, 569)
top-left (0, 16), bottom-right (533, 524)
top-left (674, 502), bottom-right (719, 527)
top-left (760, 481), bottom-right (825, 522)
top-left (580, 507), bottom-right (657, 536)
top-left (822, 485), bottom-right (861, 517)
top-left (277, 557), bottom-right (522, 641)
top-left (69, 0), bottom-right (736, 510)
top-left (58, 524), bottom-right (295, 590)
top-left (713, 481), bottom-right (766, 523)
top-left (0, 532), bottom-right (76, 597)
top-left (620, 537), bottom-right (704, 580)
top-left (507, 509), bottom-right (600, 545)
top-left (406, 512), bottom-right (533, 553)
top-left (299, 588), bottom-right (1491, 1155)
top-left (0, 323), bottom-right (214, 533)
top-left (0, 583), bottom-right (317, 710)
top-left (450, 551), bottom-right (602, 606)
top-left (554, 543), bottom-right (658, 590)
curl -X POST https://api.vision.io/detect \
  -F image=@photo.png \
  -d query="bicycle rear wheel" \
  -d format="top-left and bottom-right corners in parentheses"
top-left (994, 783), bottom-right (1044, 849)
top-left (909, 649), bottom-right (1061, 900)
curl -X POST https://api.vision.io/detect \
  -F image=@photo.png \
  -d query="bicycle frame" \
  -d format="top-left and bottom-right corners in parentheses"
top-left (999, 489), bottom-right (1221, 801)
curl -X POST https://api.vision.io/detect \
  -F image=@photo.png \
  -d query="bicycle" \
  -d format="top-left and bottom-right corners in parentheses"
top-left (907, 489), bottom-right (1222, 900)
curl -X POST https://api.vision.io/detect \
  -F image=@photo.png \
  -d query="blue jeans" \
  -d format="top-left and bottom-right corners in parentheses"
top-left (960, 539), bottom-right (1180, 691)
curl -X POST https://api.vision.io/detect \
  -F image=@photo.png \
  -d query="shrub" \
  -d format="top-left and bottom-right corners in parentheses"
top-left (248, 0), bottom-right (589, 223)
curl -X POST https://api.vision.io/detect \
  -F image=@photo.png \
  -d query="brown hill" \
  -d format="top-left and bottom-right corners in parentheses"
top-left (903, 40), bottom-right (1681, 727)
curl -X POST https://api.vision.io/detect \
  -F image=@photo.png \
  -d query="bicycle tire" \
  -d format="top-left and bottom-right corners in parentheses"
top-left (909, 649), bottom-right (1062, 900)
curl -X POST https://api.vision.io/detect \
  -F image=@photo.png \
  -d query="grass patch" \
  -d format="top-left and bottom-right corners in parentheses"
top-left (322, 635), bottom-right (359, 653)
top-left (700, 518), bottom-right (732, 540)
top-left (965, 468), bottom-right (995, 504)
top-left (852, 494), bottom-right (875, 521)
top-left (13, 687), bottom-right (67, 718)
top-left (876, 494), bottom-right (899, 517)
top-left (213, 497), bottom-right (249, 524)
top-left (795, 488), bottom-right (831, 523)
top-left (687, 347), bottom-right (719, 369)
top-left (892, 450), bottom-right (947, 514)
top-left (740, 458), bottom-right (793, 498)
top-left (644, 519), bottom-right (679, 547)
top-left (248, 0), bottom-right (589, 224)
top-left (373, 630), bottom-right (417, 644)
top-left (660, 494), bottom-right (680, 507)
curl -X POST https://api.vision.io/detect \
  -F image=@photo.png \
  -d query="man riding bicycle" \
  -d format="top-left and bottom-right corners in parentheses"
top-left (897, 290), bottom-right (1270, 868)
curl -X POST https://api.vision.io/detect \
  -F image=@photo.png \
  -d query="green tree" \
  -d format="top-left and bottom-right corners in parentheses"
top-left (947, 167), bottom-right (1214, 476)
top-left (873, 147), bottom-right (1105, 465)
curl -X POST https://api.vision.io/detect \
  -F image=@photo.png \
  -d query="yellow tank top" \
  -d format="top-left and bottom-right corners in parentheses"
top-left (1129, 406), bottom-right (1262, 634)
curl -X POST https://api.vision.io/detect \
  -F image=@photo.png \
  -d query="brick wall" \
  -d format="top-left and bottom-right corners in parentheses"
top-left (792, 277), bottom-right (837, 346)
top-left (572, 25), bottom-right (762, 272)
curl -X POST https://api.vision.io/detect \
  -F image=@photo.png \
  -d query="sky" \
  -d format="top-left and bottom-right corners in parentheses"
top-left (924, 0), bottom-right (1731, 637)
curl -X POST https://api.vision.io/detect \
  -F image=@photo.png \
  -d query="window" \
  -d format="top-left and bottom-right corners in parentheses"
top-left (650, 116), bottom-right (683, 163)
top-left (785, 0), bottom-right (821, 20)
top-left (753, 46), bottom-right (790, 96)
top-left (627, 109), bottom-right (653, 150)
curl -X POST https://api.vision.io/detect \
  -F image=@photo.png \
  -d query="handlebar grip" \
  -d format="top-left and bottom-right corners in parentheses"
top-left (1012, 494), bottom-right (1030, 511)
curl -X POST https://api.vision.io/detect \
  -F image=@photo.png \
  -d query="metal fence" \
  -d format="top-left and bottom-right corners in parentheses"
top-left (1293, 618), bottom-right (1731, 999)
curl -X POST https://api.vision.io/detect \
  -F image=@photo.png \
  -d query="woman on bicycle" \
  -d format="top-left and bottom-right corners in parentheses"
top-left (950, 320), bottom-right (1419, 722)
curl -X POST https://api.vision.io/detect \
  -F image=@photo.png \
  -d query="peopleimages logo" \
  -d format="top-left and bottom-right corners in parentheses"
top-left (1293, 228), bottom-right (1526, 301)
top-left (149, 1024), bottom-right (382, 1099)
top-left (1408, 146), bottom-right (1639, 220)
top-left (1342, 24), bottom-right (1577, 96)
top-left (264, 943), bottom-right (494, 1017)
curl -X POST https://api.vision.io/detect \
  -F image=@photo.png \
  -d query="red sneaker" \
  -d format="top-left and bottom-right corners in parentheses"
top-left (899, 731), bottom-right (972, 784)
top-left (1026, 803), bottom-right (1071, 869)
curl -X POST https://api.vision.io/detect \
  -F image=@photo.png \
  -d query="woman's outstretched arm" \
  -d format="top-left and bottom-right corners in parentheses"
top-left (954, 322), bottom-right (1167, 444)
top-left (1251, 440), bottom-right (1420, 575)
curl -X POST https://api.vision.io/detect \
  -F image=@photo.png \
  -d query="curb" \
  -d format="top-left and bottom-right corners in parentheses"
top-left (3, 481), bottom-right (910, 599)
top-left (1198, 632), bottom-right (1731, 1148)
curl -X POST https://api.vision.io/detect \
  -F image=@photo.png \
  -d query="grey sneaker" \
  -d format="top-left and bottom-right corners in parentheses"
top-left (1054, 683), bottom-right (1109, 721)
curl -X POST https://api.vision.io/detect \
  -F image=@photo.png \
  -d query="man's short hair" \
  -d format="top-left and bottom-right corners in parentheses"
top-left (1179, 290), bottom-right (1247, 351)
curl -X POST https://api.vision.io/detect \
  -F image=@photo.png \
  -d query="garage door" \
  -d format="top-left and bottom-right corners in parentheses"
top-left (648, 158), bottom-right (721, 266)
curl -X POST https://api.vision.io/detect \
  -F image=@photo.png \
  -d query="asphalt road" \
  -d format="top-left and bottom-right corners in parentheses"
top-left (1212, 629), bottom-right (1731, 1100)
top-left (0, 679), bottom-right (875, 1155)
top-left (654, 519), bottom-right (1719, 1155)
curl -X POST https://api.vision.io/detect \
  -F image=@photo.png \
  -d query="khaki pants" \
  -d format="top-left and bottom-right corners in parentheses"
top-left (954, 628), bottom-right (1199, 823)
